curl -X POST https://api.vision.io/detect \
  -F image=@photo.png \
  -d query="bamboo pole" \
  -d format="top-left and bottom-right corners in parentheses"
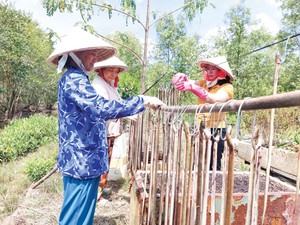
top-left (245, 128), bottom-right (257, 225)
top-left (158, 120), bottom-right (167, 225)
top-left (210, 132), bottom-right (220, 225)
top-left (174, 124), bottom-right (182, 224)
top-left (169, 122), bottom-right (181, 225)
top-left (147, 119), bottom-right (156, 225)
top-left (142, 112), bottom-right (153, 225)
top-left (261, 51), bottom-right (280, 224)
top-left (142, 110), bottom-right (150, 170)
top-left (201, 128), bottom-right (212, 225)
top-left (186, 135), bottom-right (194, 225)
top-left (252, 127), bottom-right (262, 225)
top-left (164, 115), bottom-right (175, 225)
top-left (150, 113), bottom-right (160, 225)
top-left (198, 125), bottom-right (207, 224)
top-left (252, 153), bottom-right (261, 225)
top-left (180, 122), bottom-right (190, 225)
top-left (191, 127), bottom-right (201, 225)
top-left (220, 140), bottom-right (228, 225)
top-left (224, 127), bottom-right (234, 225)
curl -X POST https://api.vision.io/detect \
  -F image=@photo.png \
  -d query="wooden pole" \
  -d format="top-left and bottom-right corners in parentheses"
top-left (210, 132), bottom-right (220, 225)
top-left (158, 120), bottom-right (167, 225)
top-left (201, 128), bottom-right (212, 225)
top-left (261, 51), bottom-right (280, 224)
top-left (30, 164), bottom-right (58, 189)
top-left (224, 128), bottom-right (234, 225)
top-left (180, 122), bottom-right (191, 225)
top-left (159, 90), bottom-right (300, 113)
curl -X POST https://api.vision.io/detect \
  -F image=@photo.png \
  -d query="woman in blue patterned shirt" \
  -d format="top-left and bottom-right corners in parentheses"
top-left (46, 27), bottom-right (164, 225)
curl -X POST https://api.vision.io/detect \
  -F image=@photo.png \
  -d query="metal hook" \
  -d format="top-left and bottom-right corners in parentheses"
top-left (235, 97), bottom-right (252, 140)
top-left (206, 102), bottom-right (220, 137)
top-left (191, 103), bottom-right (208, 136)
top-left (215, 99), bottom-right (235, 141)
top-left (165, 106), bottom-right (176, 125)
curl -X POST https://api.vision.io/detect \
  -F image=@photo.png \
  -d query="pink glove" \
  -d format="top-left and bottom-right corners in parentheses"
top-left (176, 81), bottom-right (208, 101)
top-left (175, 80), bottom-right (193, 91)
top-left (172, 73), bottom-right (188, 85)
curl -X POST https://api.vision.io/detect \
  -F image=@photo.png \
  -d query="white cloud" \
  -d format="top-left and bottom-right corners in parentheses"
top-left (255, 13), bottom-right (279, 35)
top-left (264, 0), bottom-right (280, 7)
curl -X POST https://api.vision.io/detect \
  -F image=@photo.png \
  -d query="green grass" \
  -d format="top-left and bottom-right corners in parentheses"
top-left (0, 141), bottom-right (59, 221)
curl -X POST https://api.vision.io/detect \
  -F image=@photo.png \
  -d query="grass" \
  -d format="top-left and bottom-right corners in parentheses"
top-left (0, 141), bottom-right (59, 221)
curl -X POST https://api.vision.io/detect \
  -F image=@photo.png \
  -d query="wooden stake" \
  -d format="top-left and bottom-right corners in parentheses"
top-left (30, 164), bottom-right (57, 189)
top-left (201, 128), bottom-right (212, 225)
top-left (211, 132), bottom-right (220, 225)
top-left (224, 128), bottom-right (234, 225)
top-left (262, 51), bottom-right (280, 224)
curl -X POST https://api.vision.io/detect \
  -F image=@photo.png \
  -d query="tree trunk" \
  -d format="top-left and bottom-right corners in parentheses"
top-left (141, 0), bottom-right (151, 93)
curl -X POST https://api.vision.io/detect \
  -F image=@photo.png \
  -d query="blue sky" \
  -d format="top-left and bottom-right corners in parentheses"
top-left (12, 0), bottom-right (282, 41)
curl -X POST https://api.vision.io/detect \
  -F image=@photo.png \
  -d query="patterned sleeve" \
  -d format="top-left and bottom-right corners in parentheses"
top-left (63, 72), bottom-right (145, 120)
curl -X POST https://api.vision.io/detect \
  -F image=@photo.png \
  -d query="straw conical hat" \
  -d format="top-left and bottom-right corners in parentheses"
top-left (94, 56), bottom-right (129, 74)
top-left (198, 56), bottom-right (234, 82)
top-left (46, 27), bottom-right (117, 66)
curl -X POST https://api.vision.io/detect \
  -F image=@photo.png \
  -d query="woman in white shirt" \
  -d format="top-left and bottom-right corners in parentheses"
top-left (92, 56), bottom-right (130, 200)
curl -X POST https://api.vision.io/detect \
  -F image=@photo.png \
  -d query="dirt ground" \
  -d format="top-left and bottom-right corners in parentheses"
top-left (1, 172), bottom-right (131, 225)
top-left (1, 152), bottom-right (295, 225)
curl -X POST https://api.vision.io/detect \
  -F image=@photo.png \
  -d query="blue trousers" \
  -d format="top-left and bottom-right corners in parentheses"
top-left (59, 175), bottom-right (100, 225)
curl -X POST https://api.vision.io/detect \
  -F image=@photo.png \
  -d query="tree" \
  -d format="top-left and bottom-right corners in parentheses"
top-left (107, 31), bottom-right (143, 97)
top-left (208, 1), bottom-right (276, 99)
top-left (41, 0), bottom-right (210, 92)
top-left (146, 13), bottom-right (205, 104)
top-left (0, 3), bottom-right (57, 120)
top-left (276, 0), bottom-right (300, 93)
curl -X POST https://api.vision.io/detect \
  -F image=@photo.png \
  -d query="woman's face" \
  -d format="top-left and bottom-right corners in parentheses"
top-left (75, 50), bottom-right (101, 71)
top-left (102, 67), bottom-right (120, 82)
top-left (202, 65), bottom-right (221, 81)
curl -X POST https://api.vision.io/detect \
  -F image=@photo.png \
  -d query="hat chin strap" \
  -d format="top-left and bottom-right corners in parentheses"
top-left (57, 54), bottom-right (68, 74)
top-left (206, 77), bottom-right (227, 88)
top-left (206, 79), bottom-right (218, 88)
top-left (69, 52), bottom-right (90, 75)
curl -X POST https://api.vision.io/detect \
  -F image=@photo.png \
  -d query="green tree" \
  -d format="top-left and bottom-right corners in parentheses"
top-left (41, 0), bottom-right (209, 92)
top-left (276, 0), bottom-right (300, 93)
top-left (107, 31), bottom-right (143, 97)
top-left (147, 13), bottom-right (205, 104)
top-left (0, 3), bottom-right (57, 120)
top-left (210, 1), bottom-right (276, 99)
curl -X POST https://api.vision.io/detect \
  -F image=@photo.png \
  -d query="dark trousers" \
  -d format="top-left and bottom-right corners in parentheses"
top-left (209, 128), bottom-right (227, 170)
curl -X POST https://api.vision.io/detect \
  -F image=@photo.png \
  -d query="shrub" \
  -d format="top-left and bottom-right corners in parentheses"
top-left (25, 156), bottom-right (57, 182)
top-left (0, 114), bottom-right (58, 163)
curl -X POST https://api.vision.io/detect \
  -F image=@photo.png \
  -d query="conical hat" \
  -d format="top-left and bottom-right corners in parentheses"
top-left (94, 56), bottom-right (129, 74)
top-left (46, 27), bottom-right (117, 66)
top-left (197, 56), bottom-right (234, 82)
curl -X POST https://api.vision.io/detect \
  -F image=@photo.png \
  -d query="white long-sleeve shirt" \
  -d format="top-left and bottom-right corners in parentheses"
top-left (92, 75), bottom-right (122, 137)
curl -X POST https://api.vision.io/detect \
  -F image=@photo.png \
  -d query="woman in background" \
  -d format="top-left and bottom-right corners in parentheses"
top-left (172, 56), bottom-right (234, 170)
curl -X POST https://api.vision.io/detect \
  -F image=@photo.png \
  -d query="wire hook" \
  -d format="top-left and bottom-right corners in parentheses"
top-left (235, 97), bottom-right (252, 140)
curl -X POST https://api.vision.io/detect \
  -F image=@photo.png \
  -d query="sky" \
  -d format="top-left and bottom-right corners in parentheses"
top-left (11, 0), bottom-right (283, 43)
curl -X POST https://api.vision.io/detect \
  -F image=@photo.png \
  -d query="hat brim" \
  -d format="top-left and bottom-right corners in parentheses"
top-left (46, 27), bottom-right (117, 66)
top-left (198, 56), bottom-right (234, 82)
top-left (47, 47), bottom-right (116, 66)
top-left (93, 56), bottom-right (129, 74)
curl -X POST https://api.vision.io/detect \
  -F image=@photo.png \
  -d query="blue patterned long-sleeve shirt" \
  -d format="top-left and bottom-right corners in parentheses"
top-left (57, 67), bottom-right (145, 179)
